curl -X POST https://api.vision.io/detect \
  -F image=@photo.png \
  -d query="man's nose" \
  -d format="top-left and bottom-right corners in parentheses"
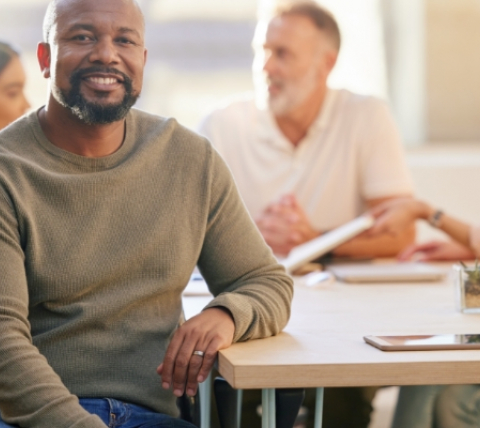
top-left (262, 53), bottom-right (276, 76)
top-left (88, 38), bottom-right (120, 64)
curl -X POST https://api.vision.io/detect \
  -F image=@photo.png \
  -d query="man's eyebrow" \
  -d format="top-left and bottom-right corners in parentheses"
top-left (1, 83), bottom-right (23, 91)
top-left (65, 23), bottom-right (96, 33)
top-left (63, 24), bottom-right (142, 40)
top-left (117, 27), bottom-right (142, 38)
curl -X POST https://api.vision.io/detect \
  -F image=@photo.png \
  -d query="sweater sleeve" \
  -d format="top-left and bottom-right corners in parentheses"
top-left (0, 188), bottom-right (106, 428)
top-left (197, 146), bottom-right (294, 343)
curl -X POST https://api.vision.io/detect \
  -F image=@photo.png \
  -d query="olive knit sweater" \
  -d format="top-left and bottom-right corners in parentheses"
top-left (0, 109), bottom-right (293, 427)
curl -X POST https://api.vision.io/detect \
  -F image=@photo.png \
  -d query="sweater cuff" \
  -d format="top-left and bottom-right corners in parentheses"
top-left (470, 225), bottom-right (480, 257)
top-left (204, 293), bottom-right (254, 343)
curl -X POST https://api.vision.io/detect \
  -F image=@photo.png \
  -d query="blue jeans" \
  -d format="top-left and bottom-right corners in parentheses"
top-left (0, 398), bottom-right (195, 427)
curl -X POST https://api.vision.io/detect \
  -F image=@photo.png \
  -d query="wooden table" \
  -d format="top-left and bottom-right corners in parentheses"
top-left (183, 264), bottom-right (480, 427)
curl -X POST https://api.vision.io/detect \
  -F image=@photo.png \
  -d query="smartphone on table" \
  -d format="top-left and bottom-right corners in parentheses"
top-left (364, 334), bottom-right (480, 351)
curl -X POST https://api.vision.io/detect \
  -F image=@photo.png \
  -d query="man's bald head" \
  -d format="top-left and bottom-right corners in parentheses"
top-left (43, 0), bottom-right (145, 44)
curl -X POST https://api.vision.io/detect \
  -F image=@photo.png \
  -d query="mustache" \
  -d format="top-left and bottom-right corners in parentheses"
top-left (266, 76), bottom-right (284, 86)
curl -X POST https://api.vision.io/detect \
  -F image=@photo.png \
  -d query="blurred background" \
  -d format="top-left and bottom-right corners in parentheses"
top-left (2, 0), bottom-right (479, 144)
top-left (0, 0), bottom-right (463, 143)
top-left (1, 0), bottom-right (480, 241)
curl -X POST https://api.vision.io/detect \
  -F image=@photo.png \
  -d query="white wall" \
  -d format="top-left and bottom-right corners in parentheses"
top-left (426, 0), bottom-right (480, 141)
top-left (383, 0), bottom-right (426, 146)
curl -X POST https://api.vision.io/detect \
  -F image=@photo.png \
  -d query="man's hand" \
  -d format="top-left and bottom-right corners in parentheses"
top-left (157, 307), bottom-right (235, 397)
top-left (398, 240), bottom-right (476, 262)
top-left (255, 194), bottom-right (319, 256)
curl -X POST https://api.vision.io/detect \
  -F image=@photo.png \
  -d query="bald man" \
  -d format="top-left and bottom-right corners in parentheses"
top-left (0, 1), bottom-right (292, 427)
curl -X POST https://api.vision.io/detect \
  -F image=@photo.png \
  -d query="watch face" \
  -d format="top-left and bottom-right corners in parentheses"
top-left (428, 210), bottom-right (444, 228)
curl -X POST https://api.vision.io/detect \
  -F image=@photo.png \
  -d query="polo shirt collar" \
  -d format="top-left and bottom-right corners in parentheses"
top-left (256, 88), bottom-right (336, 151)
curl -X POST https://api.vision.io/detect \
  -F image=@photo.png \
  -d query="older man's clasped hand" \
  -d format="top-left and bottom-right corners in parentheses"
top-left (256, 194), bottom-right (320, 256)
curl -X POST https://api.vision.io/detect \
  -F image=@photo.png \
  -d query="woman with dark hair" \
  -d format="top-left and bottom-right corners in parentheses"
top-left (0, 41), bottom-right (30, 130)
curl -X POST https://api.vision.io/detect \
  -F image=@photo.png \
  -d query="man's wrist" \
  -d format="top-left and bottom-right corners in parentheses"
top-left (203, 306), bottom-right (235, 322)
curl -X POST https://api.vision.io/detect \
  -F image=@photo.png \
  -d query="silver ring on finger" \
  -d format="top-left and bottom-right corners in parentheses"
top-left (192, 350), bottom-right (205, 358)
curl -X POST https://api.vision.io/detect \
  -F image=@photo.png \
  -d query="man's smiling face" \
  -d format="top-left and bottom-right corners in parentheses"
top-left (42, 0), bottom-right (147, 124)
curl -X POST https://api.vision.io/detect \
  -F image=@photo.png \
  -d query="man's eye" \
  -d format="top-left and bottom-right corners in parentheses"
top-left (6, 91), bottom-right (21, 99)
top-left (73, 35), bottom-right (91, 41)
top-left (117, 38), bottom-right (134, 45)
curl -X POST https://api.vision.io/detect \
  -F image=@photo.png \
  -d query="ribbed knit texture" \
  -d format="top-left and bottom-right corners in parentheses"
top-left (0, 109), bottom-right (293, 428)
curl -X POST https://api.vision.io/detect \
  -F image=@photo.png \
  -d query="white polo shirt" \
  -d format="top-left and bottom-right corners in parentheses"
top-left (198, 89), bottom-right (414, 231)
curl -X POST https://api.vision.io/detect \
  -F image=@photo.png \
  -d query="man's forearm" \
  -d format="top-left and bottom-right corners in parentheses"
top-left (198, 150), bottom-right (294, 343)
top-left (333, 224), bottom-right (416, 258)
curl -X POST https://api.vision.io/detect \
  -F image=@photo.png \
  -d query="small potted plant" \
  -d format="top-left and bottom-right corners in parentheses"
top-left (455, 260), bottom-right (480, 313)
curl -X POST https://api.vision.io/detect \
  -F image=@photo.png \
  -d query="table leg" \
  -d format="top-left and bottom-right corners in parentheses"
top-left (237, 389), bottom-right (243, 427)
top-left (262, 388), bottom-right (276, 428)
top-left (199, 371), bottom-right (212, 428)
top-left (314, 387), bottom-right (324, 428)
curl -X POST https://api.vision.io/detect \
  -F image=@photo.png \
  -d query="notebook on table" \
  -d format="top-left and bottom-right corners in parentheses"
top-left (280, 215), bottom-right (375, 274)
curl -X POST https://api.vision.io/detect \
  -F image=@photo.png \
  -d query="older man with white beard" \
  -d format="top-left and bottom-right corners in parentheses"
top-left (199, 0), bottom-right (414, 260)
top-left (199, 2), bottom-right (414, 427)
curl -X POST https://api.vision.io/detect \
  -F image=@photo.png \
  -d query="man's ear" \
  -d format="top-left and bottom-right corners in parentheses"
top-left (37, 42), bottom-right (51, 79)
top-left (325, 49), bottom-right (338, 74)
